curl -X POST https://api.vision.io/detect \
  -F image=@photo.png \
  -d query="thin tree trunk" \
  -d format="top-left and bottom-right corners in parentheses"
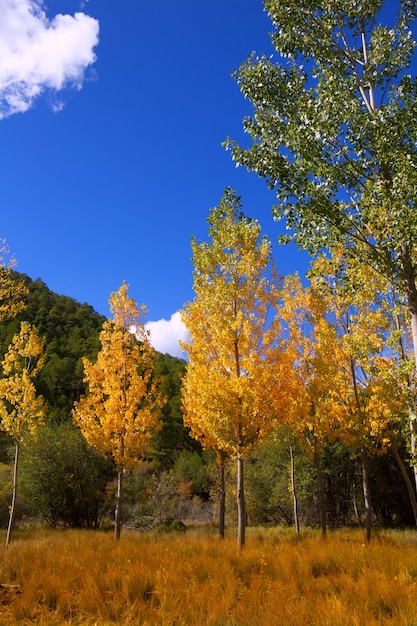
top-left (404, 277), bottom-right (417, 373)
top-left (289, 444), bottom-right (300, 534)
top-left (6, 443), bottom-right (19, 547)
top-left (361, 448), bottom-right (372, 542)
top-left (352, 482), bottom-right (361, 522)
top-left (392, 444), bottom-right (417, 526)
top-left (314, 449), bottom-right (326, 538)
top-left (219, 452), bottom-right (226, 540)
top-left (394, 306), bottom-right (417, 493)
top-left (236, 452), bottom-right (245, 550)
top-left (114, 468), bottom-right (123, 541)
top-left (408, 412), bottom-right (417, 492)
top-left (402, 253), bottom-right (417, 491)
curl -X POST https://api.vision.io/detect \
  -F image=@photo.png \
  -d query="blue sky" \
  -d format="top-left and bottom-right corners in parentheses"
top-left (0, 0), bottom-right (312, 357)
top-left (2, 1), bottom-right (403, 357)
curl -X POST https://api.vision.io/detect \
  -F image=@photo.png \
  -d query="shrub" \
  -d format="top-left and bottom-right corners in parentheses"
top-left (20, 423), bottom-right (114, 527)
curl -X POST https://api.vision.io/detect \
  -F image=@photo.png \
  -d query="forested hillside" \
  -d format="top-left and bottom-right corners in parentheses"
top-left (0, 273), bottom-right (105, 422)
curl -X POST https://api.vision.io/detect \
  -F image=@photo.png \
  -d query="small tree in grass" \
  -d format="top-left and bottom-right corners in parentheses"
top-left (0, 322), bottom-right (46, 546)
top-left (73, 282), bottom-right (165, 541)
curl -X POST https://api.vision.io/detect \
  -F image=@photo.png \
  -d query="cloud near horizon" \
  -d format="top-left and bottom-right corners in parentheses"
top-left (145, 311), bottom-right (189, 359)
top-left (0, 0), bottom-right (99, 119)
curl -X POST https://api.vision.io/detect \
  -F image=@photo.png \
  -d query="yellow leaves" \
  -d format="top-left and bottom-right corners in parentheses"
top-left (73, 283), bottom-right (165, 469)
top-left (3, 322), bottom-right (46, 376)
top-left (184, 191), bottom-right (410, 463)
top-left (109, 281), bottom-right (149, 340)
top-left (182, 193), bottom-right (293, 457)
top-left (278, 259), bottom-right (410, 456)
top-left (0, 322), bottom-right (46, 443)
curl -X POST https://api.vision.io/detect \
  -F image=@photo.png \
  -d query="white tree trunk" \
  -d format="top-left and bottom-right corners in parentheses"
top-left (6, 443), bottom-right (19, 547)
top-left (114, 469), bottom-right (123, 542)
top-left (236, 453), bottom-right (245, 550)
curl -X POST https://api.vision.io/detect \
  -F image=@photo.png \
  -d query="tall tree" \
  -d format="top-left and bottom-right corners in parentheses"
top-left (281, 258), bottom-right (411, 540)
top-left (181, 188), bottom-right (294, 549)
top-left (226, 1), bottom-right (417, 373)
top-left (0, 322), bottom-right (46, 546)
top-left (311, 256), bottom-right (409, 540)
top-left (280, 274), bottom-right (339, 537)
top-left (72, 283), bottom-right (164, 541)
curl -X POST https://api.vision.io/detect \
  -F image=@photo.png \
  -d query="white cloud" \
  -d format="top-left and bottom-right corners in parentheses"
top-left (145, 311), bottom-right (189, 359)
top-left (0, 0), bottom-right (99, 118)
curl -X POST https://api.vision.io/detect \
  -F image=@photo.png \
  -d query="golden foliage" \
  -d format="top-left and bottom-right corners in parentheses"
top-left (286, 253), bottom-right (411, 455)
top-left (73, 282), bottom-right (165, 469)
top-left (181, 191), bottom-right (296, 457)
top-left (0, 322), bottom-right (46, 442)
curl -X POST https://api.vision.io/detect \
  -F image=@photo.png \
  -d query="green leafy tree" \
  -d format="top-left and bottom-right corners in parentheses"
top-left (73, 283), bottom-right (164, 540)
top-left (181, 189), bottom-right (294, 549)
top-left (20, 423), bottom-right (114, 528)
top-left (0, 322), bottom-right (46, 545)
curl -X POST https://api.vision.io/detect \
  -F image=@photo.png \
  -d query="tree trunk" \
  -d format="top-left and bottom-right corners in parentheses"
top-left (402, 252), bottom-right (417, 491)
top-left (407, 324), bottom-right (417, 491)
top-left (219, 453), bottom-right (226, 540)
top-left (360, 448), bottom-right (372, 542)
top-left (314, 449), bottom-right (326, 538)
top-left (408, 413), bottom-right (417, 492)
top-left (236, 452), bottom-right (245, 550)
top-left (114, 468), bottom-right (123, 541)
top-left (6, 443), bottom-right (19, 547)
top-left (392, 444), bottom-right (417, 526)
top-left (289, 444), bottom-right (300, 534)
top-left (405, 282), bottom-right (417, 373)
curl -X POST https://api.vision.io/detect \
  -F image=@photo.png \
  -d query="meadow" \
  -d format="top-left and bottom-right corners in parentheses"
top-left (0, 526), bottom-right (417, 625)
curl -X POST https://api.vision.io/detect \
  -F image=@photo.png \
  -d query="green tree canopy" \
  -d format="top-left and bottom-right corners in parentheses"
top-left (226, 0), bottom-right (417, 365)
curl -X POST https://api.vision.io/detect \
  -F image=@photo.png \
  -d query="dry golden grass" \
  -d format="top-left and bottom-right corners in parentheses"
top-left (0, 526), bottom-right (417, 624)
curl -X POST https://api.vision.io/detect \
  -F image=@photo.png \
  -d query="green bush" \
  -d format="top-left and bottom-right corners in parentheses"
top-left (20, 423), bottom-right (114, 527)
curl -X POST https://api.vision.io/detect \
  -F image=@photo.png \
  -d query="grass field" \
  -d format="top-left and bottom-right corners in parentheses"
top-left (0, 526), bottom-right (417, 624)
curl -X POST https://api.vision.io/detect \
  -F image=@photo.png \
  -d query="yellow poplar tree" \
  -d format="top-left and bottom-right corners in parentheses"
top-left (280, 273), bottom-right (341, 537)
top-left (310, 253), bottom-right (409, 541)
top-left (0, 322), bottom-right (46, 546)
top-left (181, 188), bottom-right (294, 549)
top-left (73, 282), bottom-right (164, 541)
top-left (281, 255), bottom-right (412, 541)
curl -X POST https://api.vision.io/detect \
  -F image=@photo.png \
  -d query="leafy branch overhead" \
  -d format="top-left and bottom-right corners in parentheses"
top-left (226, 1), bottom-right (417, 280)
